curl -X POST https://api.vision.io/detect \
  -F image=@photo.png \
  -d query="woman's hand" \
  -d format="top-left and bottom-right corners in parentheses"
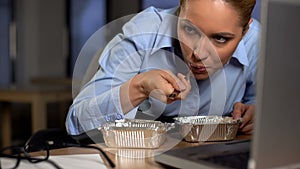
top-left (137, 69), bottom-right (191, 103)
top-left (232, 102), bottom-right (255, 135)
top-left (120, 69), bottom-right (191, 114)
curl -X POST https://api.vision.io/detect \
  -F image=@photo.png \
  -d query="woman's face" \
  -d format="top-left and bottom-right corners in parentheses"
top-left (178, 0), bottom-right (245, 80)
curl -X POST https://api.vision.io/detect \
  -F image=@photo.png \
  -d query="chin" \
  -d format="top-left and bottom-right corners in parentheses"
top-left (194, 73), bottom-right (209, 81)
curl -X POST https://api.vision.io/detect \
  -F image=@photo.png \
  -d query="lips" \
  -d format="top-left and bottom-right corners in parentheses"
top-left (189, 63), bottom-right (208, 74)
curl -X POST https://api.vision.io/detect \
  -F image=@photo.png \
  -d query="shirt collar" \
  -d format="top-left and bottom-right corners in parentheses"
top-left (150, 7), bottom-right (179, 55)
top-left (232, 39), bottom-right (249, 66)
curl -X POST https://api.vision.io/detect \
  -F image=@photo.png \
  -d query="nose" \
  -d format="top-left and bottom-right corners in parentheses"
top-left (193, 37), bottom-right (211, 61)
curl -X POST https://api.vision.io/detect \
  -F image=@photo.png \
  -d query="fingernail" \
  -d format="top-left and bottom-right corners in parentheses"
top-left (178, 81), bottom-right (186, 90)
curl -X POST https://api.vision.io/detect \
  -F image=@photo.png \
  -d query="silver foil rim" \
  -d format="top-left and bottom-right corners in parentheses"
top-left (99, 119), bottom-right (174, 131)
top-left (174, 116), bottom-right (242, 125)
top-left (174, 116), bottom-right (242, 142)
top-left (98, 119), bottom-right (175, 148)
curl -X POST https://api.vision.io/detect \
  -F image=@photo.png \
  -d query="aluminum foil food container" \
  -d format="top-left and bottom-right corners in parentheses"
top-left (98, 119), bottom-right (174, 149)
top-left (174, 116), bottom-right (242, 142)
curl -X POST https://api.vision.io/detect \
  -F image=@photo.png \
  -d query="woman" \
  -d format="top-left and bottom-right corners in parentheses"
top-left (66, 0), bottom-right (259, 136)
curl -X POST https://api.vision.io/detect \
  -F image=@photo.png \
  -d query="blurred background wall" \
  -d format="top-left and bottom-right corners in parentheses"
top-left (0, 0), bottom-right (261, 146)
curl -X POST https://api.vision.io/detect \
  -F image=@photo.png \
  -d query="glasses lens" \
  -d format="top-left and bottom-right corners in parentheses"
top-left (25, 143), bottom-right (49, 162)
top-left (28, 151), bottom-right (48, 163)
top-left (0, 157), bottom-right (18, 169)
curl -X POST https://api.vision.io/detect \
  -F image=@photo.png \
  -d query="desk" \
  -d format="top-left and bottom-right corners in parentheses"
top-left (47, 134), bottom-right (251, 169)
top-left (0, 87), bottom-right (72, 147)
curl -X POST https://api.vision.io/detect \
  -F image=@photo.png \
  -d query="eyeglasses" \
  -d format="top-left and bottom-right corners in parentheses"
top-left (0, 143), bottom-right (115, 169)
top-left (56, 143), bottom-right (115, 168)
top-left (0, 129), bottom-right (115, 169)
top-left (0, 144), bottom-right (62, 169)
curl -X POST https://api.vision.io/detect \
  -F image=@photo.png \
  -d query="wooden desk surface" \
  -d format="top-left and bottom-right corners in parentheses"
top-left (47, 134), bottom-right (251, 169)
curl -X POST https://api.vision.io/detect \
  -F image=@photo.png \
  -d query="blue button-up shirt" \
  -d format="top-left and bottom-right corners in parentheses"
top-left (66, 6), bottom-right (261, 135)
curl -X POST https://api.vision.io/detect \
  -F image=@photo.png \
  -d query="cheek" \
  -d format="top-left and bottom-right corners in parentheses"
top-left (216, 43), bottom-right (239, 64)
top-left (217, 50), bottom-right (232, 64)
top-left (178, 32), bottom-right (194, 59)
top-left (180, 42), bottom-right (192, 57)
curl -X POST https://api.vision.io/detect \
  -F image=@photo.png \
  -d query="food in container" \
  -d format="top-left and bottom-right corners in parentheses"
top-left (98, 119), bottom-right (174, 149)
top-left (174, 116), bottom-right (242, 142)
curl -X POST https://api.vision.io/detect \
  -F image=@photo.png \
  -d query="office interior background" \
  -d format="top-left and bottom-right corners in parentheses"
top-left (0, 0), bottom-right (260, 146)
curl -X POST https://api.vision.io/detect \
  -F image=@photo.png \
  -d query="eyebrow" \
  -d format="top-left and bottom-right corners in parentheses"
top-left (180, 19), bottom-right (197, 28)
top-left (211, 32), bottom-right (236, 38)
top-left (179, 19), bottom-right (204, 34)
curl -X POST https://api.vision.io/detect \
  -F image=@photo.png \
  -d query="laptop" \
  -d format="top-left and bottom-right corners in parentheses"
top-left (155, 0), bottom-right (300, 168)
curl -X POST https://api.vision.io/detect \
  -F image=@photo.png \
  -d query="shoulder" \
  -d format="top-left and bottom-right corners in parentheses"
top-left (243, 18), bottom-right (261, 45)
top-left (118, 6), bottom-right (178, 51)
top-left (241, 19), bottom-right (261, 57)
top-left (232, 19), bottom-right (261, 67)
top-left (122, 6), bottom-right (178, 35)
top-left (130, 6), bottom-right (178, 23)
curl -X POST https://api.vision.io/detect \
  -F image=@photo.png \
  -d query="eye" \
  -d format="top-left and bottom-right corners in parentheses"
top-left (183, 25), bottom-right (197, 35)
top-left (214, 35), bottom-right (229, 44)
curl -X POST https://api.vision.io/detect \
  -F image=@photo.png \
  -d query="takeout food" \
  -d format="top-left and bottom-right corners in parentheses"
top-left (98, 119), bottom-right (174, 149)
top-left (174, 116), bottom-right (242, 142)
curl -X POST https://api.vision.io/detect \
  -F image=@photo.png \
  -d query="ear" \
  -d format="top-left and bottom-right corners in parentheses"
top-left (242, 18), bottom-right (253, 36)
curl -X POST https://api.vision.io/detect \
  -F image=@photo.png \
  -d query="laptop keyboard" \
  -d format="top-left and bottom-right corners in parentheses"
top-left (201, 151), bottom-right (250, 169)
top-left (155, 139), bottom-right (251, 169)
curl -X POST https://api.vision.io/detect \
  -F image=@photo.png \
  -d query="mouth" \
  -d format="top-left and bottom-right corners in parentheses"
top-left (189, 62), bottom-right (208, 74)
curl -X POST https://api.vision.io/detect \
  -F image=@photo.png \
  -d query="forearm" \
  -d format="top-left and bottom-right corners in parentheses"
top-left (120, 74), bottom-right (148, 114)
top-left (66, 86), bottom-right (125, 135)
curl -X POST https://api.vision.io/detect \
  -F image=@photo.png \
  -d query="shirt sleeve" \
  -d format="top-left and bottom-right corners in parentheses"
top-left (66, 34), bottom-right (147, 135)
top-left (242, 19), bottom-right (261, 105)
top-left (65, 7), bottom-right (165, 135)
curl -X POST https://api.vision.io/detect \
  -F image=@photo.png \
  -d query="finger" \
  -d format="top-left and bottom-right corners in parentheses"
top-left (161, 70), bottom-right (186, 92)
top-left (176, 73), bottom-right (191, 100)
top-left (239, 123), bottom-right (254, 134)
top-left (177, 73), bottom-right (186, 83)
top-left (178, 72), bottom-right (191, 85)
top-left (149, 89), bottom-right (168, 103)
top-left (240, 105), bottom-right (255, 128)
top-left (184, 71), bottom-right (192, 82)
top-left (161, 71), bottom-right (185, 100)
top-left (232, 102), bottom-right (245, 119)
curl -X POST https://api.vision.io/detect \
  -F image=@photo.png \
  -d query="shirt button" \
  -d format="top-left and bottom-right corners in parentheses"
top-left (105, 115), bottom-right (111, 122)
top-left (116, 113), bottom-right (123, 120)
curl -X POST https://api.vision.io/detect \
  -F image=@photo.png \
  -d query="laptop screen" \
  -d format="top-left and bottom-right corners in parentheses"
top-left (251, 0), bottom-right (300, 168)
